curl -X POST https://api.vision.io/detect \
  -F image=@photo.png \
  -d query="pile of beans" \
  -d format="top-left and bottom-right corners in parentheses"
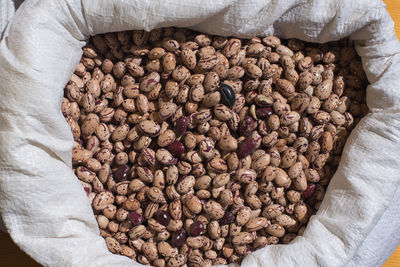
top-left (62, 27), bottom-right (368, 266)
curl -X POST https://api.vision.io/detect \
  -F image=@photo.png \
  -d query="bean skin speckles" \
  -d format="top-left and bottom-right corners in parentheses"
top-left (64, 27), bottom-right (368, 266)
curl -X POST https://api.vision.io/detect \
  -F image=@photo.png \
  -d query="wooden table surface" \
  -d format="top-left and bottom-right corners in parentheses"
top-left (1, 1), bottom-right (400, 266)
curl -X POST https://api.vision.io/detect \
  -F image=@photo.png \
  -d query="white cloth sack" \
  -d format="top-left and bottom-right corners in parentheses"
top-left (0, 0), bottom-right (400, 266)
top-left (0, 0), bottom-right (15, 40)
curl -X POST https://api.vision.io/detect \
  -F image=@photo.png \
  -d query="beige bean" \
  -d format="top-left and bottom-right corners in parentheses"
top-left (236, 207), bottom-right (251, 226)
top-left (93, 191), bottom-right (114, 210)
top-left (274, 168), bottom-right (291, 188)
top-left (202, 91), bottom-right (221, 108)
top-left (111, 124), bottom-right (129, 141)
top-left (236, 168), bottom-right (257, 183)
top-left (276, 45), bottom-right (293, 56)
top-left (136, 94), bottom-right (149, 114)
top-left (306, 97), bottom-right (321, 114)
top-left (232, 232), bottom-right (254, 245)
top-left (144, 202), bottom-right (159, 219)
top-left (213, 104), bottom-right (232, 121)
top-left (76, 166), bottom-right (96, 183)
top-left (280, 148), bottom-right (298, 168)
top-left (140, 72), bottom-right (160, 92)
top-left (105, 237), bottom-right (121, 253)
top-left (330, 110), bottom-right (346, 126)
top-left (223, 38), bottom-right (242, 58)
top-left (148, 218), bottom-right (167, 232)
top-left (314, 79), bottom-right (333, 100)
top-left (275, 214), bottom-right (297, 227)
top-left (218, 135), bottom-right (238, 152)
top-left (288, 162), bottom-right (303, 179)
top-left (72, 148), bottom-right (92, 165)
top-left (203, 200), bottom-right (224, 220)
top-left (320, 131), bottom-right (333, 153)
top-left (187, 236), bottom-right (205, 248)
top-left (263, 36), bottom-right (281, 47)
top-left (293, 171), bottom-right (308, 191)
top-left (280, 111), bottom-right (300, 126)
top-left (195, 175), bottom-right (212, 190)
top-left (147, 187), bottom-right (166, 203)
top-left (136, 166), bottom-right (154, 183)
top-left (266, 224), bottom-right (286, 238)
top-left (295, 203), bottom-right (308, 223)
top-left (81, 113), bottom-right (99, 137)
top-left (190, 84), bottom-right (205, 102)
top-left (245, 217), bottom-right (269, 232)
top-left (213, 173), bottom-right (230, 188)
top-left (139, 120), bottom-right (161, 137)
top-left (276, 79), bottom-right (295, 97)
top-left (313, 110), bottom-right (331, 124)
top-left (142, 242), bottom-right (158, 261)
top-left (158, 129), bottom-right (176, 147)
top-left (305, 168), bottom-right (320, 183)
top-left (159, 103), bottom-right (177, 120)
top-left (287, 190), bottom-right (301, 204)
top-left (262, 204), bottom-right (284, 219)
top-left (167, 254), bottom-right (186, 267)
top-left (177, 175), bottom-right (196, 194)
top-left (181, 48), bottom-right (197, 70)
top-left (163, 52), bottom-right (176, 73)
top-left (198, 54), bottom-right (218, 71)
top-left (244, 63), bottom-right (262, 79)
top-left (129, 225), bottom-right (146, 240)
top-left (169, 200), bottom-right (182, 220)
top-left (156, 149), bottom-right (175, 165)
top-left (185, 195), bottom-right (202, 214)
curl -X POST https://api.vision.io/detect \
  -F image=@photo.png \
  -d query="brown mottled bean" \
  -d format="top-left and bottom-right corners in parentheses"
top-left (66, 30), bottom-right (367, 265)
top-left (203, 200), bottom-right (224, 220)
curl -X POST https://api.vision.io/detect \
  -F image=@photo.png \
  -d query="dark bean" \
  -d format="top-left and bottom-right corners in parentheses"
top-left (174, 116), bottom-right (189, 137)
top-left (236, 138), bottom-right (257, 158)
top-left (171, 228), bottom-right (186, 247)
top-left (302, 183), bottom-right (315, 199)
top-left (113, 164), bottom-right (130, 182)
top-left (190, 221), bottom-right (206, 236)
top-left (220, 211), bottom-right (235, 225)
top-left (167, 141), bottom-right (185, 157)
top-left (256, 107), bottom-right (273, 119)
top-left (239, 116), bottom-right (256, 137)
top-left (219, 84), bottom-right (236, 108)
top-left (155, 210), bottom-right (171, 226)
top-left (128, 211), bottom-right (144, 226)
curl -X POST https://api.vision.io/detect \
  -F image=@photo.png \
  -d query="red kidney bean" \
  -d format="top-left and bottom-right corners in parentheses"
top-left (220, 211), bottom-right (235, 225)
top-left (239, 116), bottom-right (256, 137)
top-left (190, 221), bottom-right (206, 236)
top-left (302, 183), bottom-right (316, 199)
top-left (167, 141), bottom-right (185, 157)
top-left (237, 138), bottom-right (257, 158)
top-left (171, 229), bottom-right (186, 247)
top-left (128, 211), bottom-right (144, 226)
top-left (175, 116), bottom-right (189, 137)
top-left (113, 165), bottom-right (130, 182)
top-left (256, 107), bottom-right (274, 119)
top-left (155, 210), bottom-right (171, 226)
